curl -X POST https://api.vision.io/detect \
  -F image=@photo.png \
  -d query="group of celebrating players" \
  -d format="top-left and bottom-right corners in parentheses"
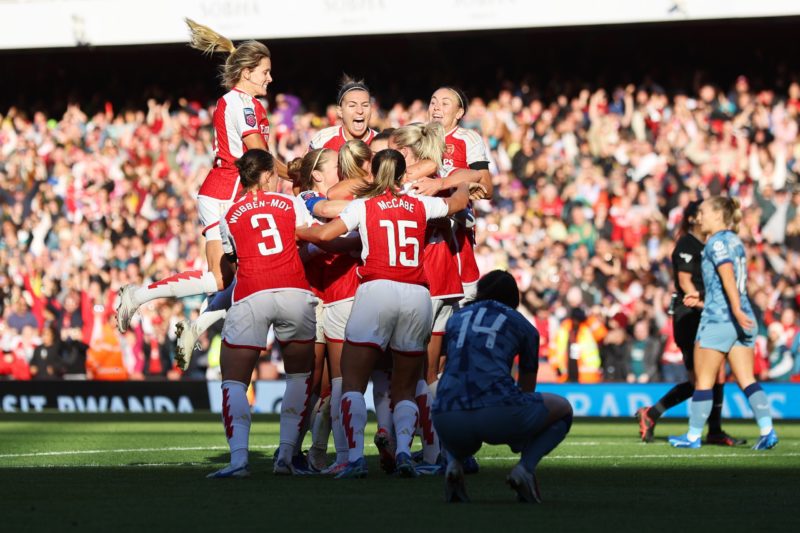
top-left (113, 20), bottom-right (777, 504)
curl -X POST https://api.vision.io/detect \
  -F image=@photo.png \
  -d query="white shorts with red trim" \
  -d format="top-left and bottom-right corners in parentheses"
top-left (198, 196), bottom-right (233, 242)
top-left (314, 301), bottom-right (325, 344)
top-left (344, 280), bottom-right (432, 355)
top-left (323, 299), bottom-right (354, 343)
top-left (222, 289), bottom-right (317, 349)
top-left (432, 298), bottom-right (459, 335)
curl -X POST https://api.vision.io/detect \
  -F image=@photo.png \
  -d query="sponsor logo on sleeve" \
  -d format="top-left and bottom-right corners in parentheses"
top-left (244, 108), bottom-right (256, 127)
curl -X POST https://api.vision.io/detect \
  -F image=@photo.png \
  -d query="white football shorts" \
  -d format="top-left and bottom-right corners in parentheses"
top-left (344, 280), bottom-right (432, 355)
top-left (222, 290), bottom-right (317, 349)
top-left (198, 196), bottom-right (232, 242)
top-left (323, 299), bottom-right (354, 343)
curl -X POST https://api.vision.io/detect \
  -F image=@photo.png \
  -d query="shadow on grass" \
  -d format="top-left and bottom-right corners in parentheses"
top-left (2, 459), bottom-right (797, 532)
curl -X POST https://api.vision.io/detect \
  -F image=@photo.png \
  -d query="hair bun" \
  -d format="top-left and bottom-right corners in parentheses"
top-left (287, 158), bottom-right (303, 182)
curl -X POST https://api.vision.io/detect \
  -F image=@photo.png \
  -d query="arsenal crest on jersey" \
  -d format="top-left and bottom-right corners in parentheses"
top-left (244, 108), bottom-right (257, 127)
top-left (445, 144), bottom-right (455, 156)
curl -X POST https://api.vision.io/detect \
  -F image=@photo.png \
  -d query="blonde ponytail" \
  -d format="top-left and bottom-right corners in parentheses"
top-left (185, 18), bottom-right (271, 90)
top-left (390, 122), bottom-right (446, 167)
top-left (730, 197), bottom-right (743, 233)
top-left (353, 149), bottom-right (406, 199)
top-left (707, 195), bottom-right (743, 233)
top-left (338, 140), bottom-right (372, 181)
top-left (185, 18), bottom-right (236, 55)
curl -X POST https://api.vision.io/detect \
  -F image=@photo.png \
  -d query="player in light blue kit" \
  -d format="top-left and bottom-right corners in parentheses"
top-left (432, 271), bottom-right (573, 503)
top-left (669, 196), bottom-right (778, 450)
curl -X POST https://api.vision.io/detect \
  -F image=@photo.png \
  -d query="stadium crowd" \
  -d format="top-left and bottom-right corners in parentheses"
top-left (2, 77), bottom-right (800, 383)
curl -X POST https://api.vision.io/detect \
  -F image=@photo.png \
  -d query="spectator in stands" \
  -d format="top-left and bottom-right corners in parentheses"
top-left (658, 318), bottom-right (688, 383)
top-left (29, 325), bottom-right (62, 380)
top-left (766, 322), bottom-right (794, 382)
top-left (2, 74), bottom-right (800, 383)
top-left (626, 320), bottom-right (661, 384)
top-left (6, 299), bottom-right (38, 332)
top-left (550, 288), bottom-right (606, 383)
top-left (600, 313), bottom-right (630, 382)
top-left (86, 313), bottom-right (127, 381)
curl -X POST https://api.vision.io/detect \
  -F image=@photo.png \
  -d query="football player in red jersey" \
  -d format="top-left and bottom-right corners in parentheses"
top-left (286, 148), bottom-right (341, 472)
top-left (206, 149), bottom-right (318, 478)
top-left (116, 20), bottom-right (286, 356)
top-left (390, 122), bottom-right (485, 473)
top-left (297, 148), bottom-right (481, 478)
top-left (305, 140), bottom-right (399, 473)
top-left (290, 147), bottom-right (358, 473)
top-left (296, 143), bottom-right (376, 473)
top-left (423, 86), bottom-right (494, 302)
top-left (309, 76), bottom-right (378, 151)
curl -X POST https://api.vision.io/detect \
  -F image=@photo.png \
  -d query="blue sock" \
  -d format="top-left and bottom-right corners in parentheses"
top-left (206, 285), bottom-right (234, 313)
top-left (687, 389), bottom-right (713, 441)
top-left (520, 413), bottom-right (572, 473)
top-left (744, 383), bottom-right (773, 436)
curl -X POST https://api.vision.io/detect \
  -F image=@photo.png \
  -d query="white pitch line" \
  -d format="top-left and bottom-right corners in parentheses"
top-left (484, 452), bottom-right (800, 460)
top-left (3, 462), bottom-right (209, 469)
top-left (0, 444), bottom-right (278, 460)
top-left (4, 453), bottom-right (800, 468)
top-left (1, 442), bottom-right (796, 462)
top-left (0, 441), bottom-right (626, 460)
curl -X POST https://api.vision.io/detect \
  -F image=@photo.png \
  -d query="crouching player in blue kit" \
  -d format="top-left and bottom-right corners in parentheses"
top-left (432, 271), bottom-right (573, 503)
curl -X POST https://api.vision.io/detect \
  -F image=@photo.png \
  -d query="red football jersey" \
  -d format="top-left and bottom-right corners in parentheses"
top-left (303, 253), bottom-right (327, 300)
top-left (322, 251), bottom-right (359, 305)
top-left (220, 191), bottom-right (313, 302)
top-left (441, 126), bottom-right (489, 175)
top-left (338, 190), bottom-right (449, 286)
top-left (199, 89), bottom-right (271, 200)
top-left (424, 225), bottom-right (464, 299)
top-left (441, 126), bottom-right (488, 285)
top-left (309, 126), bottom-right (377, 152)
top-left (298, 189), bottom-right (360, 304)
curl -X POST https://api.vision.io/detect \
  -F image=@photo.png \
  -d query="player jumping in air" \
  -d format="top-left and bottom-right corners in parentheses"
top-left (116, 20), bottom-right (287, 369)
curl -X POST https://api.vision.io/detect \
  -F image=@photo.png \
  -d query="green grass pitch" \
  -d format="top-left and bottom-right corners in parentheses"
top-left (1, 414), bottom-right (797, 532)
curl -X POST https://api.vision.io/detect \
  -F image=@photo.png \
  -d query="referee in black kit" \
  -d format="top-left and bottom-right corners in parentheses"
top-left (635, 200), bottom-right (745, 445)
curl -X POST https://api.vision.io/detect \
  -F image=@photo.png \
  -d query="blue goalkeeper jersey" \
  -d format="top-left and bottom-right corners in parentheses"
top-left (701, 230), bottom-right (754, 324)
top-left (433, 300), bottom-right (540, 413)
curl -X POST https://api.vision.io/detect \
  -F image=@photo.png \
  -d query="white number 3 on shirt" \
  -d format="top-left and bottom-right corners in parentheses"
top-left (251, 213), bottom-right (284, 256)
